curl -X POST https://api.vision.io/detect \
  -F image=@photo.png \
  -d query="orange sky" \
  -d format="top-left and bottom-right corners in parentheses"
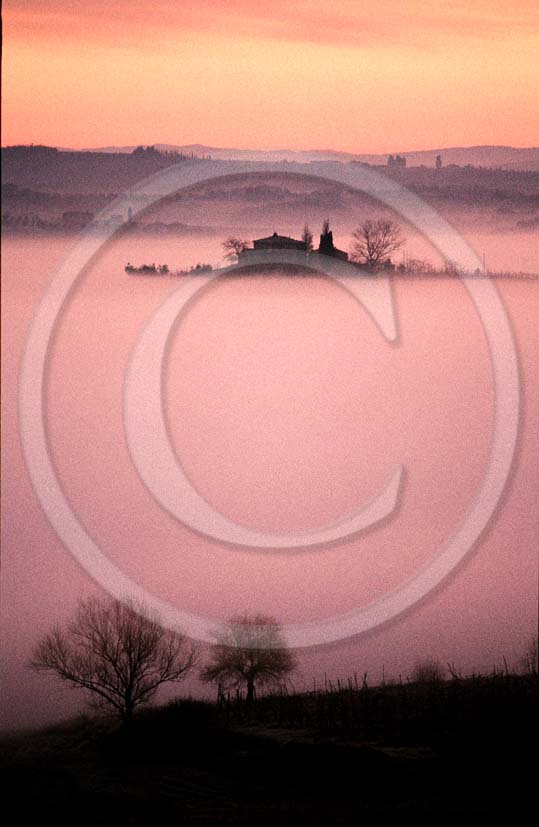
top-left (2, 0), bottom-right (539, 151)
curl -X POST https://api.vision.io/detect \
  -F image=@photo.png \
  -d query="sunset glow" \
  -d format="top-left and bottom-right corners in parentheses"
top-left (3, 0), bottom-right (539, 151)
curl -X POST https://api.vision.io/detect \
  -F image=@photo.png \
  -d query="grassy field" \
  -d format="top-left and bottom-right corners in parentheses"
top-left (1, 672), bottom-right (537, 823)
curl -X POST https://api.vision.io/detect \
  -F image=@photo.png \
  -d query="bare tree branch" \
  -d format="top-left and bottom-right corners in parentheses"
top-left (30, 597), bottom-right (199, 723)
top-left (200, 614), bottom-right (296, 705)
top-left (350, 219), bottom-right (404, 269)
top-left (222, 236), bottom-right (250, 260)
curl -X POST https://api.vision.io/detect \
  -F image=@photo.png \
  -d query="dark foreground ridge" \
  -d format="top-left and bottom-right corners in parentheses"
top-left (2, 672), bottom-right (537, 824)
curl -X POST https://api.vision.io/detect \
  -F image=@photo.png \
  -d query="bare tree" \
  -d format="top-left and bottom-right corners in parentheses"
top-left (402, 257), bottom-right (434, 274)
top-left (200, 614), bottom-right (296, 705)
top-left (301, 223), bottom-right (313, 252)
top-left (350, 219), bottom-right (404, 268)
top-left (222, 236), bottom-right (250, 260)
top-left (30, 596), bottom-right (198, 724)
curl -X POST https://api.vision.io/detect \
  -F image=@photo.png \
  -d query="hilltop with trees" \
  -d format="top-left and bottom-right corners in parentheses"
top-left (2, 593), bottom-right (535, 820)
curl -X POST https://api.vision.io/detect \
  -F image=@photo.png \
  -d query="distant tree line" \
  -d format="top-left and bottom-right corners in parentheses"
top-left (132, 145), bottom-right (211, 161)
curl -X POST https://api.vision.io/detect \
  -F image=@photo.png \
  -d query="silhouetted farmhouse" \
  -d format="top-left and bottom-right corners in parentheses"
top-left (238, 226), bottom-right (348, 263)
top-left (253, 232), bottom-right (307, 252)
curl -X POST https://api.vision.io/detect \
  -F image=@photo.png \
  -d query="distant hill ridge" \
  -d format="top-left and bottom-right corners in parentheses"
top-left (51, 143), bottom-right (539, 170)
top-left (3, 144), bottom-right (539, 198)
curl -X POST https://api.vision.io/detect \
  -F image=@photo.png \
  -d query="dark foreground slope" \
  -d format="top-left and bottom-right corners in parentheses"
top-left (1, 675), bottom-right (537, 824)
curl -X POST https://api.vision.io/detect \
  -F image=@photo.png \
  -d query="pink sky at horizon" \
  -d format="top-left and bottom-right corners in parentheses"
top-left (2, 0), bottom-right (539, 152)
